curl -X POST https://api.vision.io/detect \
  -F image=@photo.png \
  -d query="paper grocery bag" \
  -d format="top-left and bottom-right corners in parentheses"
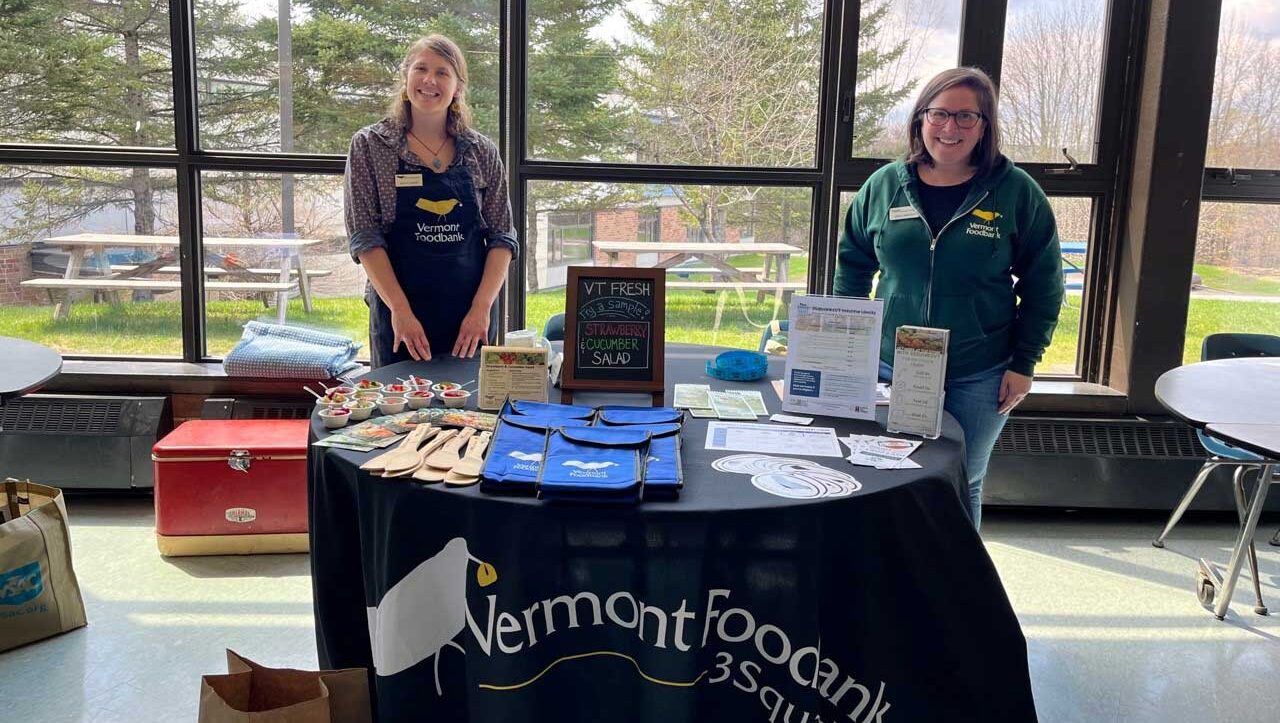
top-left (0, 478), bottom-right (88, 653)
top-left (198, 650), bottom-right (372, 723)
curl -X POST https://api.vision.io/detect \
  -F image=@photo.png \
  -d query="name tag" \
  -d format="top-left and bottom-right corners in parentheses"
top-left (394, 173), bottom-right (424, 188)
top-left (888, 206), bottom-right (920, 221)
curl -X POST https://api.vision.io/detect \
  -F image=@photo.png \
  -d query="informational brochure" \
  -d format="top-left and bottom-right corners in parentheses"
top-left (674, 383), bottom-right (713, 409)
top-left (782, 295), bottom-right (883, 420)
top-left (478, 346), bottom-right (548, 410)
top-left (709, 391), bottom-right (758, 420)
top-left (839, 434), bottom-right (923, 469)
top-left (886, 326), bottom-right (949, 439)
top-left (728, 390), bottom-right (769, 416)
top-left (703, 421), bottom-right (843, 458)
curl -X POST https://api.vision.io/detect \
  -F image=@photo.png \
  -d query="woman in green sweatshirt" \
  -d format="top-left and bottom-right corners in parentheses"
top-left (834, 67), bottom-right (1064, 528)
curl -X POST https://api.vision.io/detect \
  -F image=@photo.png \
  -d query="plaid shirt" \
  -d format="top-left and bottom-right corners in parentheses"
top-left (343, 119), bottom-right (518, 262)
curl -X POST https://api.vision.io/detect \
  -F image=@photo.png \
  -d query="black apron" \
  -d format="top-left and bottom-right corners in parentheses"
top-left (368, 157), bottom-right (494, 367)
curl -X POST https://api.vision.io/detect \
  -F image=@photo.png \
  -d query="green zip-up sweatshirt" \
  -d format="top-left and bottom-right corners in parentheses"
top-left (833, 157), bottom-right (1064, 378)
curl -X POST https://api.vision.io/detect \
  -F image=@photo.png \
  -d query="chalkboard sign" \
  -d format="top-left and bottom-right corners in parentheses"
top-left (561, 266), bottom-right (666, 405)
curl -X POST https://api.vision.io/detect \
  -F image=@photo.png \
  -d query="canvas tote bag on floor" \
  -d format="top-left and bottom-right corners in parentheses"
top-left (0, 478), bottom-right (88, 652)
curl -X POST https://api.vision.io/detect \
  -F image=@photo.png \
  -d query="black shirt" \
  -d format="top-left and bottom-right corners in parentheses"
top-left (916, 174), bottom-right (973, 238)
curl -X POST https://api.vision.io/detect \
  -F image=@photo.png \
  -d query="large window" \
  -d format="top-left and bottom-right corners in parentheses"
top-left (528, 0), bottom-right (826, 167)
top-left (0, 165), bottom-right (183, 356)
top-left (0, 1), bottom-right (175, 148)
top-left (999, 0), bottom-right (1107, 164)
top-left (1194, 0), bottom-right (1280, 363)
top-left (0, 0), bottom-right (1145, 383)
top-left (195, 0), bottom-right (500, 154)
top-left (853, 0), bottom-right (964, 159)
top-left (525, 181), bottom-right (811, 350)
top-left (198, 171), bottom-right (367, 357)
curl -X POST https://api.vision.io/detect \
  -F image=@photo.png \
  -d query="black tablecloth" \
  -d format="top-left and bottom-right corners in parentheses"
top-left (308, 345), bottom-right (1037, 722)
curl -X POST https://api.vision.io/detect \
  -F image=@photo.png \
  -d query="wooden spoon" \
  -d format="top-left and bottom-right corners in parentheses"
top-left (444, 432), bottom-right (492, 486)
top-left (361, 425), bottom-right (434, 473)
top-left (425, 427), bottom-right (476, 470)
top-left (385, 429), bottom-right (456, 477)
top-left (410, 430), bottom-right (463, 482)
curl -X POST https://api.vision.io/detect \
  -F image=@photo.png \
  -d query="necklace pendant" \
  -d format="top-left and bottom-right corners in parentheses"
top-left (432, 158), bottom-right (442, 170)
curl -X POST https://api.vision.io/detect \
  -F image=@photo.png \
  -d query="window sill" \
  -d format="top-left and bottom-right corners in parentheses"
top-left (40, 361), bottom-right (1128, 413)
top-left (43, 360), bottom-right (365, 397)
top-left (1021, 380), bottom-right (1128, 415)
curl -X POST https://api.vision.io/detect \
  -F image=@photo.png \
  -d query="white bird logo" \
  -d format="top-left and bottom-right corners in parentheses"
top-left (562, 460), bottom-right (617, 470)
top-left (508, 450), bottom-right (542, 461)
top-left (366, 537), bottom-right (496, 695)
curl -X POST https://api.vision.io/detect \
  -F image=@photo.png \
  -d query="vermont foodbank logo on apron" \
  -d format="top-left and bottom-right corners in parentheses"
top-left (413, 196), bottom-right (465, 243)
top-left (368, 537), bottom-right (894, 722)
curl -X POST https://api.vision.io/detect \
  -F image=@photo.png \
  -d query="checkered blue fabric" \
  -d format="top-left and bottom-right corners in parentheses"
top-left (223, 321), bottom-right (364, 379)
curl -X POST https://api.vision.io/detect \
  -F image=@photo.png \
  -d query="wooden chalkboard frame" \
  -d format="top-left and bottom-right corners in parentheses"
top-left (561, 266), bottom-right (666, 405)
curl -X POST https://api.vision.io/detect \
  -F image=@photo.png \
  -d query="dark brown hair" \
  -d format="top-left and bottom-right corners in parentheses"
top-left (905, 67), bottom-right (1001, 176)
top-left (388, 35), bottom-right (473, 137)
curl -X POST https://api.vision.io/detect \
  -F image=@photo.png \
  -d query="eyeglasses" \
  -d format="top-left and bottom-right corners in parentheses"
top-left (920, 108), bottom-right (984, 129)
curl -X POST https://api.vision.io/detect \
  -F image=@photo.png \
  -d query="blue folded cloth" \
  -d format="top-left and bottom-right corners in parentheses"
top-left (595, 406), bottom-right (684, 426)
top-left (222, 321), bottom-right (363, 379)
top-left (480, 417), bottom-right (591, 494)
top-left (605, 422), bottom-right (682, 499)
top-left (537, 426), bottom-right (651, 504)
top-left (501, 399), bottom-right (596, 421)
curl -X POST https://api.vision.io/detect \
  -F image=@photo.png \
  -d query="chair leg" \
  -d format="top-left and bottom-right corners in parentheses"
top-left (1154, 461), bottom-right (1223, 547)
top-left (1213, 464), bottom-right (1273, 620)
top-left (1233, 467), bottom-right (1269, 615)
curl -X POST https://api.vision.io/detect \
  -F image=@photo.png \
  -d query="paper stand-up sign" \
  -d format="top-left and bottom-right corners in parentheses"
top-left (478, 346), bottom-right (549, 410)
top-left (781, 294), bottom-right (883, 420)
top-left (560, 266), bottom-right (666, 405)
top-left (886, 326), bottom-right (949, 439)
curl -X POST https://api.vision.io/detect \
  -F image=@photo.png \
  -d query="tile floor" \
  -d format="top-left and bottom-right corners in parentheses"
top-left (1, 498), bottom-right (1278, 722)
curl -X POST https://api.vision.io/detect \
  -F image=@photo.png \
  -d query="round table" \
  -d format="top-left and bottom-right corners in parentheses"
top-left (0, 336), bottom-right (61, 404)
top-left (308, 345), bottom-right (1036, 723)
top-left (1155, 358), bottom-right (1280, 620)
top-left (1154, 357), bottom-right (1280, 427)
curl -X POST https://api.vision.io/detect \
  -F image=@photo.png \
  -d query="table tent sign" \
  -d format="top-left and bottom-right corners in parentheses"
top-left (781, 295), bottom-right (883, 420)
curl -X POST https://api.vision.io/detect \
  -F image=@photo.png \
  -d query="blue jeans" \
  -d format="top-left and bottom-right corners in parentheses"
top-left (879, 359), bottom-right (1010, 529)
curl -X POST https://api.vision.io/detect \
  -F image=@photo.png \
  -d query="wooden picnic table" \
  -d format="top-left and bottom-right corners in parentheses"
top-left (590, 241), bottom-right (805, 301)
top-left (22, 233), bottom-right (328, 323)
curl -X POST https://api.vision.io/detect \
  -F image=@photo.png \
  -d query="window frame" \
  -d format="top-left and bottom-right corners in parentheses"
top-left (0, 0), bottom-right (1146, 386)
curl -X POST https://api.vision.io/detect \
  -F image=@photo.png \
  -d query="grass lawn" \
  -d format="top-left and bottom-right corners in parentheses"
top-left (1194, 263), bottom-right (1280, 296)
top-left (4, 260), bottom-right (1279, 371)
top-left (0, 297), bottom-right (369, 357)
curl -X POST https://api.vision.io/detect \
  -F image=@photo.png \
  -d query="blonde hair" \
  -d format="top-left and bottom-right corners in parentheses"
top-left (388, 35), bottom-right (473, 137)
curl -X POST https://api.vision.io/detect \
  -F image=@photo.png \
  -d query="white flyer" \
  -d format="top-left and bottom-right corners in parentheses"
top-left (781, 295), bottom-right (883, 420)
top-left (704, 421), bottom-right (843, 458)
top-left (886, 326), bottom-right (948, 438)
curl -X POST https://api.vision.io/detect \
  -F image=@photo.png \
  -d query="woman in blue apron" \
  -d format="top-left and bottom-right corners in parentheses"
top-left (344, 35), bottom-right (518, 367)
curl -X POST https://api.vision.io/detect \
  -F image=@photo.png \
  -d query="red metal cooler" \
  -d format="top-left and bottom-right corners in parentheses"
top-left (152, 419), bottom-right (310, 556)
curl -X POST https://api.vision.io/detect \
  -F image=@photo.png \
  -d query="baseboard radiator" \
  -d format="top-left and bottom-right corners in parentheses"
top-left (201, 398), bottom-right (313, 420)
top-left (986, 416), bottom-right (1280, 511)
top-left (0, 394), bottom-right (170, 490)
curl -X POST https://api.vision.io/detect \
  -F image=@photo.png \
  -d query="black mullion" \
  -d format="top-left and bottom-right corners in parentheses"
top-left (508, 0), bottom-right (526, 331)
top-left (1202, 168), bottom-right (1280, 202)
top-left (813, 0), bottom-right (858, 294)
top-left (498, 0), bottom-right (514, 335)
top-left (0, 146), bottom-right (181, 168)
top-left (1094, 0), bottom-right (1139, 170)
top-left (170, 0), bottom-right (204, 362)
top-left (1088, 0), bottom-right (1148, 386)
top-left (959, 0), bottom-right (1007, 82)
top-left (521, 161), bottom-right (820, 186)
